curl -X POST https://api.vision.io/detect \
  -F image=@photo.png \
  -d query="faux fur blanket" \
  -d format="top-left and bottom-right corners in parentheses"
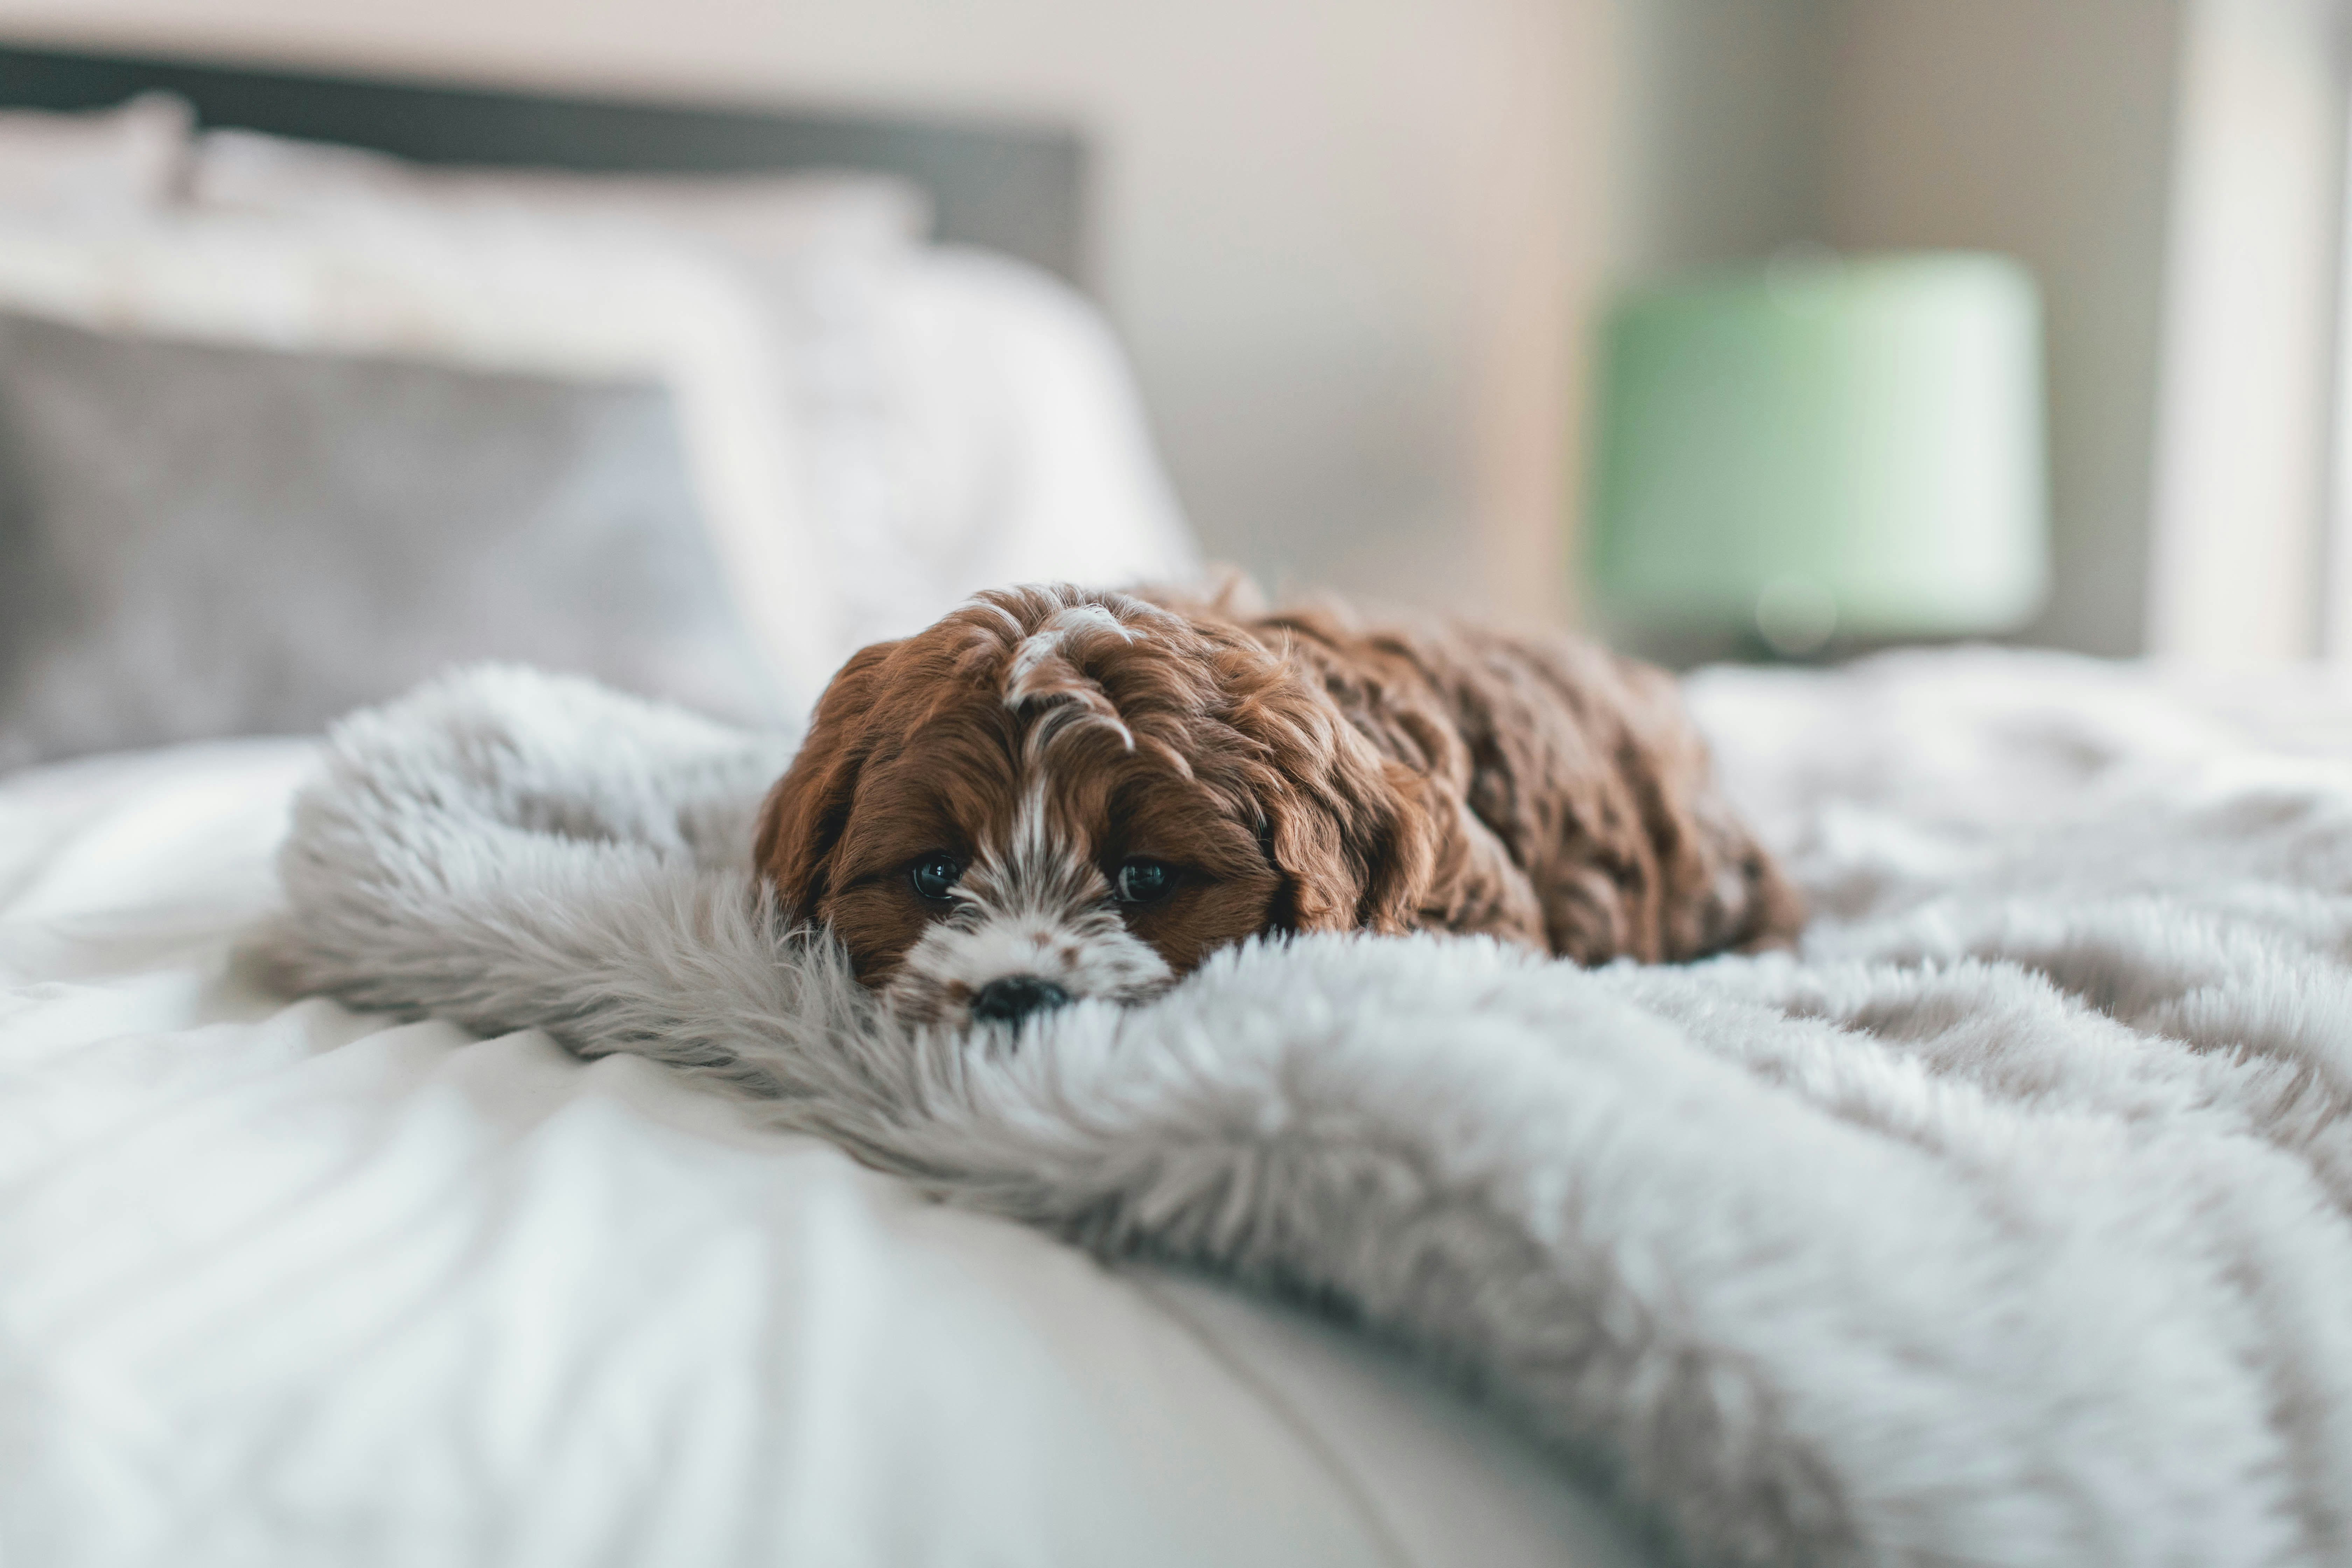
top-left (264, 658), bottom-right (2352, 1568)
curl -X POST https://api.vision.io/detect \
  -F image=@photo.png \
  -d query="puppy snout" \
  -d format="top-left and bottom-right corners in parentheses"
top-left (969, 975), bottom-right (1072, 1026)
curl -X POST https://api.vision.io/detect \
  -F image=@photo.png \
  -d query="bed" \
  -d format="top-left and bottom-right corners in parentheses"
top-left (0, 46), bottom-right (1652, 1568)
top-left (18, 650), bottom-right (2352, 1567)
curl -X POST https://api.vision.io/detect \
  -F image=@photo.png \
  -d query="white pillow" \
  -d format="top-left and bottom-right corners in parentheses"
top-left (801, 244), bottom-right (1202, 658)
top-left (0, 151), bottom-right (1199, 717)
top-left (0, 211), bottom-right (821, 705)
top-left (192, 127), bottom-right (931, 258)
top-left (0, 93), bottom-right (189, 217)
top-left (180, 124), bottom-right (1198, 673)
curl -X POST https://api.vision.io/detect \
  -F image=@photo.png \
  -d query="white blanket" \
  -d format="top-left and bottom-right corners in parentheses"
top-left (259, 653), bottom-right (2352, 1568)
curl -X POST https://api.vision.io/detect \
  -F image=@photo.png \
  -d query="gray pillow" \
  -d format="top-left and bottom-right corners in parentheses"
top-left (0, 310), bottom-right (786, 771)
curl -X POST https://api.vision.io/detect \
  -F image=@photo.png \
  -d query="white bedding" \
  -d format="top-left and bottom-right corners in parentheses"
top-left (0, 741), bottom-right (1645, 1566)
top-left (19, 646), bottom-right (2352, 1568)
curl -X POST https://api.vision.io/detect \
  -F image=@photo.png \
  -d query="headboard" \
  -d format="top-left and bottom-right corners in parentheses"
top-left (0, 41), bottom-right (1090, 288)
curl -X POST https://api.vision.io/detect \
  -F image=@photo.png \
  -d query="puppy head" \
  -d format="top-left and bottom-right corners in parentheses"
top-left (754, 585), bottom-right (1432, 1030)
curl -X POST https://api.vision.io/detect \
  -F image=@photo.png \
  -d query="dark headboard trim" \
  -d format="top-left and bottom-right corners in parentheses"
top-left (0, 41), bottom-right (1089, 287)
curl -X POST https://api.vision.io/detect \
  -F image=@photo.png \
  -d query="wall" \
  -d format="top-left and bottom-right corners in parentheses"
top-left (1606, 0), bottom-right (1833, 275)
top-left (1819, 0), bottom-right (2188, 658)
top-left (0, 0), bottom-right (1612, 631)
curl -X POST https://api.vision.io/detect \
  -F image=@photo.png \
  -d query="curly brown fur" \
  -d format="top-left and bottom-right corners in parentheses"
top-left (755, 584), bottom-right (1800, 1029)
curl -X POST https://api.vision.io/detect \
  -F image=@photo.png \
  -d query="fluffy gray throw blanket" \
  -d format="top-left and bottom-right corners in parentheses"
top-left (264, 660), bottom-right (2352, 1568)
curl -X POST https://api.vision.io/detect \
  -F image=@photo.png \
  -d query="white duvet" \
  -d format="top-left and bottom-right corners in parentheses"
top-left (0, 742), bottom-right (1640, 1566)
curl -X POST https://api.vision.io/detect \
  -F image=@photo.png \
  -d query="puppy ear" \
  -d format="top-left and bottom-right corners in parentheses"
top-left (754, 640), bottom-right (900, 919)
top-left (1240, 681), bottom-right (1435, 936)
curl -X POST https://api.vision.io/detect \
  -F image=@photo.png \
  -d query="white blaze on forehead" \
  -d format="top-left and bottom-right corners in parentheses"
top-left (1004, 602), bottom-right (1141, 699)
top-left (1008, 778), bottom-right (1055, 867)
top-left (1003, 601), bottom-right (1143, 752)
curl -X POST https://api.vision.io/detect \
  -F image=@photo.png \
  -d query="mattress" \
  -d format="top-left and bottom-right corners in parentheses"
top-left (0, 738), bottom-right (1650, 1567)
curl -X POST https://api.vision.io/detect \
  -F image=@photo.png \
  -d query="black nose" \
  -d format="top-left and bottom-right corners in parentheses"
top-left (969, 975), bottom-right (1072, 1025)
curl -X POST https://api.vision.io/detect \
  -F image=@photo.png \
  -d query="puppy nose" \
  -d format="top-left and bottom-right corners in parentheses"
top-left (969, 975), bottom-right (1072, 1026)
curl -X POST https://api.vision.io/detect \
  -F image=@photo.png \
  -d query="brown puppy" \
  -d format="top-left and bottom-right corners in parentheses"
top-left (755, 583), bottom-right (1801, 1029)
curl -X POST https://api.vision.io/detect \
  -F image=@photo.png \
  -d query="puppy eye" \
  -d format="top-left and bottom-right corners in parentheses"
top-left (1114, 858), bottom-right (1176, 905)
top-left (909, 853), bottom-right (964, 901)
